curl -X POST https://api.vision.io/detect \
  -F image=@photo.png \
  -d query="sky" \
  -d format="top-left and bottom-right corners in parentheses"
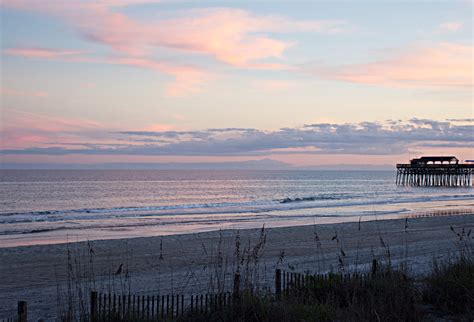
top-left (0, 0), bottom-right (473, 167)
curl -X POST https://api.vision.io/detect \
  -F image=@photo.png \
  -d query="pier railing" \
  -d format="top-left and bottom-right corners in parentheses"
top-left (396, 163), bottom-right (474, 169)
top-left (396, 163), bottom-right (473, 187)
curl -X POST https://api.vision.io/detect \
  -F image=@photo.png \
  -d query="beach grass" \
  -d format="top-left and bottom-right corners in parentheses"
top-left (47, 219), bottom-right (474, 322)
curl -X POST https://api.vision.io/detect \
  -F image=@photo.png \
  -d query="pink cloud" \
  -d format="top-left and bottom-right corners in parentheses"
top-left (4, 49), bottom-right (210, 97)
top-left (0, 109), bottom-right (106, 149)
top-left (323, 43), bottom-right (472, 88)
top-left (1, 87), bottom-right (48, 97)
top-left (171, 113), bottom-right (185, 121)
top-left (2, 1), bottom-right (345, 68)
top-left (2, 109), bottom-right (101, 133)
top-left (438, 21), bottom-right (463, 33)
top-left (107, 57), bottom-right (211, 96)
top-left (0, 108), bottom-right (182, 149)
top-left (142, 124), bottom-right (175, 132)
top-left (3, 1), bottom-right (346, 95)
top-left (3, 48), bottom-right (86, 58)
top-left (252, 80), bottom-right (293, 91)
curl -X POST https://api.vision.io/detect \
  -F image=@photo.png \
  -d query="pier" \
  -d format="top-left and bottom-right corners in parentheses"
top-left (396, 156), bottom-right (474, 187)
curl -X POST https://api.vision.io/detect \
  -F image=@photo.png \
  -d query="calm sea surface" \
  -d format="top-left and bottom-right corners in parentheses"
top-left (1, 170), bottom-right (473, 247)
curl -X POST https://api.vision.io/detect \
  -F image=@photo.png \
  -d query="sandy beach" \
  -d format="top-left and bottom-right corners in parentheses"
top-left (0, 213), bottom-right (473, 320)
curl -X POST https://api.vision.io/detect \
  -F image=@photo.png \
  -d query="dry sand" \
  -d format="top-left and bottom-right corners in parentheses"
top-left (0, 213), bottom-right (473, 321)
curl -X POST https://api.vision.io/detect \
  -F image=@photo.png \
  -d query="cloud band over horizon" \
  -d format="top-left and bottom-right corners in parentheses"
top-left (1, 119), bottom-right (472, 159)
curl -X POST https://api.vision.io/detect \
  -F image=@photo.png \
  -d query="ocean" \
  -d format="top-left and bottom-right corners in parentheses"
top-left (1, 169), bottom-right (473, 247)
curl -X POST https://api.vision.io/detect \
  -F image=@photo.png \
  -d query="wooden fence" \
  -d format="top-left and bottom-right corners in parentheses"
top-left (1, 301), bottom-right (27, 322)
top-left (3, 265), bottom-right (381, 321)
top-left (91, 268), bottom-right (376, 320)
top-left (91, 291), bottom-right (242, 321)
top-left (279, 270), bottom-right (371, 296)
top-left (276, 260), bottom-right (384, 303)
top-left (90, 272), bottom-right (244, 321)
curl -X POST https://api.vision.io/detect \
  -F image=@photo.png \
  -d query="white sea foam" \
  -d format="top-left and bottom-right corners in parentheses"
top-left (0, 170), bottom-right (473, 241)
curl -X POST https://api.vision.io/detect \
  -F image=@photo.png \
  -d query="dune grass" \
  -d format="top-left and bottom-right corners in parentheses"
top-left (54, 222), bottom-right (473, 321)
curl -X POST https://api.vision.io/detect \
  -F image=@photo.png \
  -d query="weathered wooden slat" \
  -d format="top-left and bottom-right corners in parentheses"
top-left (146, 295), bottom-right (150, 320)
top-left (151, 295), bottom-right (155, 319)
top-left (161, 294), bottom-right (165, 318)
top-left (170, 294), bottom-right (173, 317)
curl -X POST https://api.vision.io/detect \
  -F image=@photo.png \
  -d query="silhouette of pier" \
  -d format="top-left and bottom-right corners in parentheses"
top-left (396, 156), bottom-right (474, 187)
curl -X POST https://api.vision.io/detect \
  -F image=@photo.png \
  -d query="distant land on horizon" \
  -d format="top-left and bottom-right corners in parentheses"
top-left (0, 159), bottom-right (393, 170)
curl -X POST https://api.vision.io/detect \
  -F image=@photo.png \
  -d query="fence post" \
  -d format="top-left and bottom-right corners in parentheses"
top-left (371, 259), bottom-right (378, 276)
top-left (275, 269), bottom-right (282, 300)
top-left (17, 301), bottom-right (27, 322)
top-left (233, 272), bottom-right (240, 301)
top-left (90, 291), bottom-right (98, 322)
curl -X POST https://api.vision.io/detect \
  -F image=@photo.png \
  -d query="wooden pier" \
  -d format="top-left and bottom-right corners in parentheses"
top-left (396, 156), bottom-right (474, 187)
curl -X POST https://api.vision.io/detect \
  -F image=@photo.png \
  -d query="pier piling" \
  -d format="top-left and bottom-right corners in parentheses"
top-left (396, 156), bottom-right (473, 187)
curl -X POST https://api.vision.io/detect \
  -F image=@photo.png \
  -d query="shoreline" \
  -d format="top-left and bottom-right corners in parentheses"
top-left (1, 213), bottom-right (473, 320)
top-left (1, 205), bottom-right (472, 249)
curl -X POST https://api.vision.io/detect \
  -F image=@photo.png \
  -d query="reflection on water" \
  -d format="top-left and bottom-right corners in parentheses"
top-left (0, 170), bottom-right (472, 247)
